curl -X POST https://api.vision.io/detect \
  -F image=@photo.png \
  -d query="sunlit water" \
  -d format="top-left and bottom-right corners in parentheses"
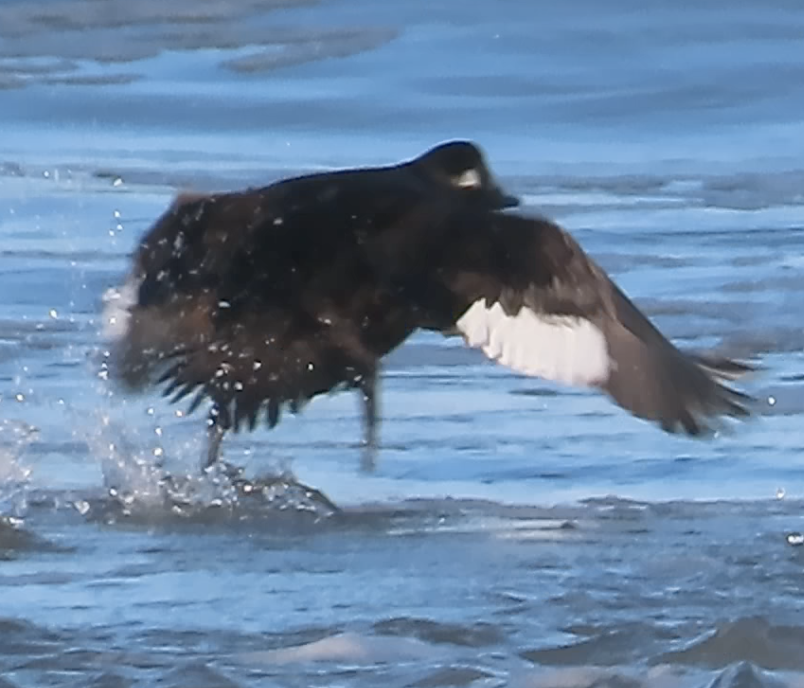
top-left (2, 0), bottom-right (804, 686)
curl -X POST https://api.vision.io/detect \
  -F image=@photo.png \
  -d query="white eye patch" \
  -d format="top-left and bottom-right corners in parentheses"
top-left (454, 169), bottom-right (482, 188)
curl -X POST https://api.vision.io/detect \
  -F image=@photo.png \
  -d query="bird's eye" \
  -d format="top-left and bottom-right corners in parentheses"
top-left (453, 169), bottom-right (482, 189)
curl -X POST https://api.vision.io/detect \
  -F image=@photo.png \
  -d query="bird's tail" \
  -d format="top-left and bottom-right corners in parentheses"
top-left (101, 273), bottom-right (151, 390)
top-left (101, 273), bottom-right (200, 391)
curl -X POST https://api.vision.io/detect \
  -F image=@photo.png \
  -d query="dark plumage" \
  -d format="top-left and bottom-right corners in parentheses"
top-left (410, 209), bottom-right (753, 436)
top-left (102, 140), bottom-right (519, 471)
top-left (103, 140), bottom-right (754, 475)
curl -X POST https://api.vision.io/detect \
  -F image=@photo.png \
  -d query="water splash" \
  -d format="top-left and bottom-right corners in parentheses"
top-left (82, 412), bottom-right (339, 525)
top-left (0, 419), bottom-right (37, 519)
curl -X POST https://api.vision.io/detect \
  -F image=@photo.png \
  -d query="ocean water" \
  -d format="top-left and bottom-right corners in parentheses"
top-left (2, 0), bottom-right (804, 686)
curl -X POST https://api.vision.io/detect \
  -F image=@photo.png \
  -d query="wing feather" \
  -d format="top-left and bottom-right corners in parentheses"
top-left (445, 211), bottom-right (754, 436)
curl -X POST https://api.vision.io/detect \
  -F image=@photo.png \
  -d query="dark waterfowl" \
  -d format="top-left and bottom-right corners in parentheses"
top-left (102, 140), bottom-right (519, 472)
top-left (103, 141), bottom-right (753, 476)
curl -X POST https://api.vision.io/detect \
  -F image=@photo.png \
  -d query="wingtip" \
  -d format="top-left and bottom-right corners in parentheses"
top-left (692, 352), bottom-right (760, 428)
top-left (690, 352), bottom-right (763, 381)
top-left (680, 373), bottom-right (757, 439)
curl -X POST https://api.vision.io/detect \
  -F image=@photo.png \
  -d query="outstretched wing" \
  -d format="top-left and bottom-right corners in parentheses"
top-left (436, 211), bottom-right (753, 436)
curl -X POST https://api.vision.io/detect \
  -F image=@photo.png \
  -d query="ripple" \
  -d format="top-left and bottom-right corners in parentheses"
top-left (707, 662), bottom-right (788, 688)
top-left (220, 27), bottom-right (398, 73)
top-left (411, 666), bottom-right (495, 687)
top-left (162, 662), bottom-right (242, 688)
top-left (241, 631), bottom-right (445, 665)
top-left (657, 617), bottom-right (804, 671)
top-left (522, 621), bottom-right (678, 667)
top-left (510, 663), bottom-right (792, 688)
top-left (0, 0), bottom-right (397, 87)
top-left (373, 616), bottom-right (505, 648)
top-left (0, 517), bottom-right (51, 558)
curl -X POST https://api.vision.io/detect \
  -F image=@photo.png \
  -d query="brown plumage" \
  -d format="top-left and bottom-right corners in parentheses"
top-left (411, 209), bottom-right (753, 436)
top-left (102, 142), bottom-right (754, 475)
top-left (102, 140), bottom-right (519, 471)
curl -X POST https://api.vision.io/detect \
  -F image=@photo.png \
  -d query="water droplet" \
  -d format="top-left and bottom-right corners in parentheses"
top-left (113, 177), bottom-right (123, 187)
top-left (113, 210), bottom-right (121, 218)
top-left (146, 407), bottom-right (155, 416)
top-left (74, 500), bottom-right (90, 515)
top-left (153, 447), bottom-right (163, 457)
top-left (768, 396), bottom-right (777, 406)
top-left (776, 488), bottom-right (785, 500)
top-left (14, 393), bottom-right (24, 402)
top-left (786, 532), bottom-right (804, 546)
top-left (155, 427), bottom-right (162, 437)
top-left (48, 309), bottom-right (58, 319)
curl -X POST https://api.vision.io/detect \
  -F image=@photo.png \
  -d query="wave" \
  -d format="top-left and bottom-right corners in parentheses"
top-left (658, 617), bottom-right (804, 672)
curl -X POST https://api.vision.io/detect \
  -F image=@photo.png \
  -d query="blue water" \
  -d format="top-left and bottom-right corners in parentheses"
top-left (2, 0), bottom-right (804, 686)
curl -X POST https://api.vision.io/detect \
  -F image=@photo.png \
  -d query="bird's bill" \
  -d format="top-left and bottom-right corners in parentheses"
top-left (486, 185), bottom-right (520, 209)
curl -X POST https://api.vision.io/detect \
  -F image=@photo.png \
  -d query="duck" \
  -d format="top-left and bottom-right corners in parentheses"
top-left (102, 140), bottom-right (520, 472)
top-left (103, 141), bottom-right (753, 475)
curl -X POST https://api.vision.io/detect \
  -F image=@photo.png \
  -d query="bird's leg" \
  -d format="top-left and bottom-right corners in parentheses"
top-left (359, 367), bottom-right (379, 473)
top-left (204, 404), bottom-right (227, 471)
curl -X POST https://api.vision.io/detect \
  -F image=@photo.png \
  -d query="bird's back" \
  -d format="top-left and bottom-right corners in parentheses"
top-left (104, 164), bottom-right (463, 428)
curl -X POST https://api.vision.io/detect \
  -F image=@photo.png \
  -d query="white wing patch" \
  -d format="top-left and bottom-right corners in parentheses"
top-left (455, 300), bottom-right (611, 387)
top-left (101, 274), bottom-right (141, 341)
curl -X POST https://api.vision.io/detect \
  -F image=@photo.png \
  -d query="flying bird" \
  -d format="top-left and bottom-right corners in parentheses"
top-left (103, 141), bottom-right (753, 475)
top-left (102, 140), bottom-right (520, 471)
